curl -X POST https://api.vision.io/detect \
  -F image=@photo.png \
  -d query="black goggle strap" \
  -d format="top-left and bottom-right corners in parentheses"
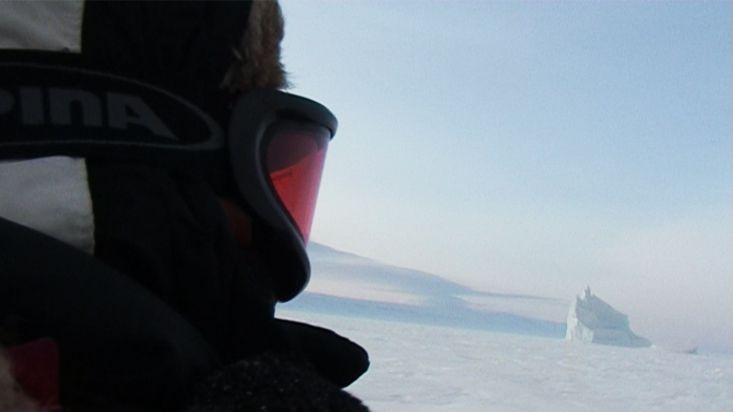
top-left (0, 54), bottom-right (225, 161)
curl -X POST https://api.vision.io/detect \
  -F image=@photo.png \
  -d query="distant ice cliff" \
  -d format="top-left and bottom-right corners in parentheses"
top-left (566, 287), bottom-right (651, 348)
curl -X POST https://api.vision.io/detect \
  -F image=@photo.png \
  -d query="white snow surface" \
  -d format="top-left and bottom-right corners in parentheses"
top-left (278, 310), bottom-right (733, 412)
top-left (566, 287), bottom-right (651, 348)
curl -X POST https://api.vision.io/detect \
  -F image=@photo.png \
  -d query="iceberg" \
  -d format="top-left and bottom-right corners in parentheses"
top-left (566, 287), bottom-right (651, 348)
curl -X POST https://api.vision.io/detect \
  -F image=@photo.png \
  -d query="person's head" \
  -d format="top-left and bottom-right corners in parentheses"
top-left (0, 0), bottom-right (335, 301)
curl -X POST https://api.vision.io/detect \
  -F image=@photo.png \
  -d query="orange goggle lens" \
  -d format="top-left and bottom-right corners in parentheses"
top-left (265, 124), bottom-right (330, 243)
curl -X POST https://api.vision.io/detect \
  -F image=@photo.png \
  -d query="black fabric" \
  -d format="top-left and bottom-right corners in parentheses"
top-left (86, 163), bottom-right (370, 385)
top-left (0, 216), bottom-right (217, 411)
top-left (87, 161), bottom-right (278, 361)
top-left (184, 352), bottom-right (370, 412)
top-left (0, 163), bottom-right (370, 410)
top-left (81, 1), bottom-right (253, 126)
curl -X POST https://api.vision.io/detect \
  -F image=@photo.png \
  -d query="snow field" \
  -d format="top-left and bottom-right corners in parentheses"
top-left (278, 309), bottom-right (733, 412)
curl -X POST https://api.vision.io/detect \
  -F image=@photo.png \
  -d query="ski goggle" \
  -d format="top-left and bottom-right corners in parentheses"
top-left (228, 90), bottom-right (335, 246)
top-left (225, 90), bottom-right (337, 300)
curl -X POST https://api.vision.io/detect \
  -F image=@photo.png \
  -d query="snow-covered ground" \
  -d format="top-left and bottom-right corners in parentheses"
top-left (278, 310), bottom-right (733, 412)
top-left (285, 244), bottom-right (732, 410)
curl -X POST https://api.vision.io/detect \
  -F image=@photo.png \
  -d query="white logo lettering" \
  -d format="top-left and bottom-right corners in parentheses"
top-left (0, 87), bottom-right (177, 140)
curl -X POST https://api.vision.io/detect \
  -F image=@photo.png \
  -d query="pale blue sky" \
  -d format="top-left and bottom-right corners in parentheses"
top-left (280, 1), bottom-right (731, 352)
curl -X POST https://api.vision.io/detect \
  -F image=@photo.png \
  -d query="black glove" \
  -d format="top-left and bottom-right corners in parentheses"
top-left (273, 319), bottom-right (369, 388)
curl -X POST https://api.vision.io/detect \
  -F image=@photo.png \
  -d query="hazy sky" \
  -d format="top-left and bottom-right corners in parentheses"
top-left (279, 1), bottom-right (731, 352)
